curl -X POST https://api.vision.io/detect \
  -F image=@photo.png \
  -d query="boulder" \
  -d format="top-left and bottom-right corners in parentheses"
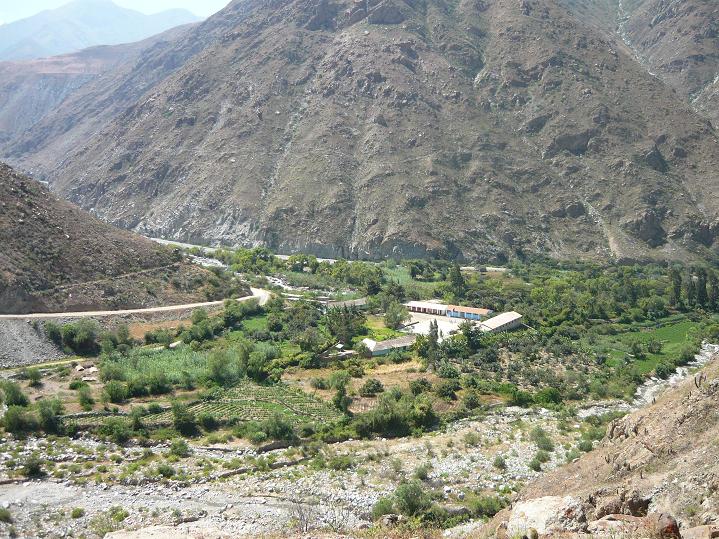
top-left (587, 513), bottom-right (680, 539)
top-left (507, 496), bottom-right (587, 535)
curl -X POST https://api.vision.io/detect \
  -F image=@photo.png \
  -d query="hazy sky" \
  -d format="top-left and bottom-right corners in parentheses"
top-left (0, 0), bottom-right (230, 24)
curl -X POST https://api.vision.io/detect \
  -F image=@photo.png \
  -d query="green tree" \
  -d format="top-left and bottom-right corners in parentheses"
top-left (384, 301), bottom-right (409, 330)
top-left (38, 398), bottom-right (64, 434)
top-left (324, 306), bottom-right (366, 345)
top-left (669, 267), bottom-right (682, 307)
top-left (333, 384), bottom-right (352, 413)
top-left (0, 381), bottom-right (29, 407)
top-left (685, 274), bottom-right (697, 307)
top-left (172, 402), bottom-right (197, 436)
top-left (697, 268), bottom-right (708, 307)
top-left (709, 271), bottom-right (719, 311)
top-left (448, 263), bottom-right (466, 298)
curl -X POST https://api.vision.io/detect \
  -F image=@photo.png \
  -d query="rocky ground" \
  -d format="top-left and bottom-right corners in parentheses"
top-left (0, 406), bottom-right (579, 538)
top-left (0, 320), bottom-right (64, 367)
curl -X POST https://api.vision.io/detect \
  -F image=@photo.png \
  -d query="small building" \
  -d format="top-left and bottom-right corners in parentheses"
top-left (480, 311), bottom-right (523, 333)
top-left (405, 301), bottom-right (448, 316)
top-left (361, 334), bottom-right (417, 357)
top-left (446, 305), bottom-right (493, 321)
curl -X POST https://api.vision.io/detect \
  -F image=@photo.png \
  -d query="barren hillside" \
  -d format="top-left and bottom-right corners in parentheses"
top-left (0, 163), bottom-right (234, 314)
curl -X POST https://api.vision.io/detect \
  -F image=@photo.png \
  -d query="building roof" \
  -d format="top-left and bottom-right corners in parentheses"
top-left (481, 311), bottom-right (523, 330)
top-left (447, 305), bottom-right (493, 316)
top-left (405, 300), bottom-right (448, 311)
top-left (362, 334), bottom-right (417, 352)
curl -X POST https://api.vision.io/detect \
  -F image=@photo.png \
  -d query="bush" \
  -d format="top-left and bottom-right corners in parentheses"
top-left (103, 381), bottom-right (128, 404)
top-left (413, 462), bottom-right (432, 481)
top-left (394, 481), bottom-right (431, 516)
top-left (528, 458), bottom-right (542, 472)
top-left (493, 455), bottom-right (507, 470)
top-left (71, 507), bottom-right (85, 519)
top-left (0, 381), bottom-right (29, 407)
top-left (578, 439), bottom-right (594, 452)
top-left (328, 370), bottom-right (351, 390)
top-left (359, 378), bottom-right (385, 397)
top-left (372, 497), bottom-right (394, 520)
top-left (38, 398), bottom-right (64, 434)
top-left (466, 494), bottom-right (506, 518)
top-left (437, 363), bottom-right (460, 379)
top-left (22, 454), bottom-right (45, 478)
top-left (409, 378), bottom-right (432, 395)
top-left (197, 412), bottom-right (218, 431)
top-left (45, 321), bottom-right (63, 345)
top-left (100, 418), bottom-right (132, 444)
top-left (0, 507), bottom-right (11, 523)
top-left (530, 427), bottom-right (555, 452)
top-left (172, 403), bottom-right (198, 436)
top-left (535, 450), bottom-right (551, 463)
top-left (310, 377), bottom-right (329, 390)
top-left (169, 439), bottom-right (191, 458)
top-left (22, 368), bottom-right (42, 387)
top-left (3, 406), bottom-right (39, 435)
top-left (157, 463), bottom-right (175, 478)
top-left (434, 379), bottom-right (461, 400)
top-left (655, 361), bottom-right (674, 380)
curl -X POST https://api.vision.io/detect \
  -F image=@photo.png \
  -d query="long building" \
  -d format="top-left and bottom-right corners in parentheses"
top-left (480, 311), bottom-right (523, 333)
top-left (361, 335), bottom-right (417, 356)
top-left (405, 301), bottom-right (448, 316)
top-left (447, 305), bottom-right (493, 321)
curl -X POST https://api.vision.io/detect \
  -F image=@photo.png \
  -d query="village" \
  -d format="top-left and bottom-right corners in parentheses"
top-left (361, 300), bottom-right (523, 357)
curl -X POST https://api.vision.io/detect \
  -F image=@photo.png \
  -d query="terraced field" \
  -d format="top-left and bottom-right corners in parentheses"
top-left (64, 380), bottom-right (342, 428)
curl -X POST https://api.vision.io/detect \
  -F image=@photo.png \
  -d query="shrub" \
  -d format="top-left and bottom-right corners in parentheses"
top-left (359, 378), bottom-right (385, 397)
top-left (493, 455), bottom-right (507, 470)
top-left (530, 427), bottom-right (555, 452)
top-left (394, 481), bottom-right (430, 516)
top-left (4, 406), bottom-right (39, 435)
top-left (655, 361), bottom-right (674, 380)
top-left (434, 379), bottom-right (460, 400)
top-left (0, 508), bottom-right (10, 523)
top-left (38, 398), bottom-right (64, 434)
top-left (372, 497), bottom-right (394, 520)
top-left (438, 363), bottom-right (460, 379)
top-left (535, 450), bottom-right (551, 463)
top-left (157, 463), bottom-right (175, 478)
top-left (328, 370), bottom-right (351, 390)
top-left (0, 381), bottom-right (29, 407)
top-left (578, 439), bottom-right (594, 452)
top-left (71, 508), bottom-right (85, 519)
top-left (100, 418), bottom-right (132, 444)
top-left (409, 378), bottom-right (432, 395)
top-left (467, 494), bottom-right (506, 518)
top-left (21, 454), bottom-right (45, 478)
top-left (310, 377), bottom-right (329, 390)
top-left (45, 321), bottom-right (63, 345)
top-left (23, 368), bottom-right (42, 387)
top-left (169, 439), bottom-right (191, 458)
top-left (147, 403), bottom-right (163, 414)
top-left (463, 431), bottom-right (481, 447)
top-left (103, 381), bottom-right (128, 404)
top-left (528, 458), bottom-right (542, 472)
top-left (172, 403), bottom-right (198, 436)
top-left (413, 462), bottom-right (432, 481)
top-left (69, 380), bottom-right (88, 390)
top-left (197, 412), bottom-right (218, 431)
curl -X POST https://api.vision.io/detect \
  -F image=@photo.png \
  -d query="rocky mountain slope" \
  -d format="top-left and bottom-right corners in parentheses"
top-left (0, 24), bottom-right (193, 148)
top-left (559, 0), bottom-right (719, 126)
top-left (0, 0), bottom-right (199, 61)
top-left (0, 163), bottom-right (226, 314)
top-left (2, 0), bottom-right (719, 262)
top-left (479, 352), bottom-right (719, 538)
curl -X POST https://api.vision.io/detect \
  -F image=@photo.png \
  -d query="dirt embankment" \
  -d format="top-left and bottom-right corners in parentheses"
top-left (473, 354), bottom-right (719, 538)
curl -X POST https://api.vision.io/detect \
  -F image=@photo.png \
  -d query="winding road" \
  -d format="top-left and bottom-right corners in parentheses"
top-left (0, 287), bottom-right (271, 320)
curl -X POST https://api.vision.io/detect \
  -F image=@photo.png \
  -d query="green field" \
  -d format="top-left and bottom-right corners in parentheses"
top-left (66, 380), bottom-right (342, 428)
top-left (383, 266), bottom-right (440, 297)
top-left (586, 318), bottom-right (703, 374)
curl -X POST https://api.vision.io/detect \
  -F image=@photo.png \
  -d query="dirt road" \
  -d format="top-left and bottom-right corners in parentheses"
top-left (0, 288), bottom-right (271, 321)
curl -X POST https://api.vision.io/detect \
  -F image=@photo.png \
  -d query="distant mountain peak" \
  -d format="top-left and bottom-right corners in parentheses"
top-left (0, 0), bottom-right (200, 61)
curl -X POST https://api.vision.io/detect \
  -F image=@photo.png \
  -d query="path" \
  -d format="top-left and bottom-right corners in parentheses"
top-left (0, 288), bottom-right (271, 320)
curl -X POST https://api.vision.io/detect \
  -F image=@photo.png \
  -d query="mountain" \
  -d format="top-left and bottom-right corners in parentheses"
top-left (2, 0), bottom-right (719, 262)
top-left (0, 163), bottom-right (231, 314)
top-left (0, 0), bottom-right (200, 61)
top-left (558, 0), bottom-right (719, 126)
top-left (0, 24), bottom-right (193, 148)
top-left (480, 353), bottom-right (719, 537)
